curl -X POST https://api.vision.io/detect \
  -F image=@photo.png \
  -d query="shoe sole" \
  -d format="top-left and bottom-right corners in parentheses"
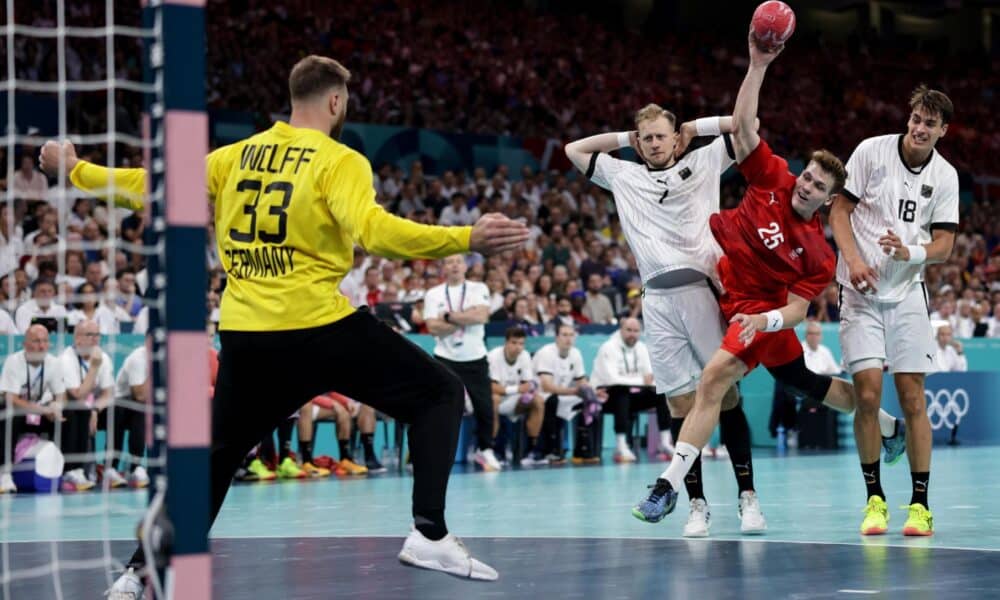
top-left (631, 507), bottom-right (665, 523)
top-left (398, 551), bottom-right (497, 581)
top-left (861, 526), bottom-right (888, 535)
top-left (683, 526), bottom-right (710, 538)
top-left (740, 527), bottom-right (767, 535)
top-left (902, 527), bottom-right (933, 536)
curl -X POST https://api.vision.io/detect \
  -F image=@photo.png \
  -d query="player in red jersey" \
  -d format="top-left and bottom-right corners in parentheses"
top-left (633, 33), bottom-right (903, 524)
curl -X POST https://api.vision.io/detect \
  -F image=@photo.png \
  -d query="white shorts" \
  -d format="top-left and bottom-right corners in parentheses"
top-left (555, 395), bottom-right (580, 421)
top-left (839, 283), bottom-right (936, 374)
top-left (642, 281), bottom-right (725, 397)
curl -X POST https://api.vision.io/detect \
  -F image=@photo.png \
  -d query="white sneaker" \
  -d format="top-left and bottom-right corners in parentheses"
top-left (519, 452), bottom-right (549, 467)
top-left (613, 447), bottom-right (637, 463)
top-left (683, 498), bottom-right (711, 538)
top-left (714, 445), bottom-right (730, 461)
top-left (107, 567), bottom-right (144, 599)
top-left (105, 467), bottom-right (128, 489)
top-left (129, 466), bottom-right (150, 489)
top-left (786, 430), bottom-right (799, 449)
top-left (701, 445), bottom-right (716, 459)
top-left (62, 468), bottom-right (95, 492)
top-left (398, 527), bottom-right (498, 581)
top-left (0, 473), bottom-right (16, 494)
top-left (473, 448), bottom-right (502, 472)
top-left (738, 491), bottom-right (767, 534)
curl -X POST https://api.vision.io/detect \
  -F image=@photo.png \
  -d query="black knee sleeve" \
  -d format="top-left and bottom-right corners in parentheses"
top-left (766, 354), bottom-right (833, 401)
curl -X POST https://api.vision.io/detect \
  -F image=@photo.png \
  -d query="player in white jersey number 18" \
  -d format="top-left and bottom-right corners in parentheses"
top-left (830, 85), bottom-right (959, 537)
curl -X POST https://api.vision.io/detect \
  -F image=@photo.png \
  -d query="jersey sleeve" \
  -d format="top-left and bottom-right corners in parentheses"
top-left (533, 347), bottom-right (554, 376)
top-left (737, 139), bottom-right (787, 189)
top-left (841, 139), bottom-right (871, 204)
top-left (705, 135), bottom-right (736, 173)
top-left (69, 161), bottom-right (147, 211)
top-left (487, 349), bottom-right (502, 382)
top-left (469, 282), bottom-right (491, 309)
top-left (99, 359), bottom-right (115, 390)
top-left (929, 168), bottom-right (960, 231)
top-left (205, 145), bottom-right (236, 203)
top-left (326, 152), bottom-right (472, 259)
top-left (125, 353), bottom-right (147, 387)
top-left (0, 357), bottom-right (19, 395)
top-left (421, 288), bottom-right (442, 320)
top-left (585, 153), bottom-right (626, 191)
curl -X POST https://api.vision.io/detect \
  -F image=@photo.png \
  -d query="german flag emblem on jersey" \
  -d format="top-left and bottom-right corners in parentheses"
top-left (921, 185), bottom-right (933, 198)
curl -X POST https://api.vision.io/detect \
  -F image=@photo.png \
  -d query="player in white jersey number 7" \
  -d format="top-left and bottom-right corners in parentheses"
top-left (830, 85), bottom-right (959, 537)
top-left (565, 109), bottom-right (768, 536)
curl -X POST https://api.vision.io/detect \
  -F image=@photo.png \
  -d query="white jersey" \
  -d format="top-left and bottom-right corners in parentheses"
top-left (837, 134), bottom-right (959, 302)
top-left (587, 136), bottom-right (734, 284)
top-left (532, 343), bottom-right (586, 389)
top-left (59, 346), bottom-right (115, 397)
top-left (423, 279), bottom-right (490, 362)
top-left (115, 346), bottom-right (148, 400)
top-left (589, 334), bottom-right (653, 388)
top-left (487, 346), bottom-right (533, 393)
top-left (801, 342), bottom-right (841, 376)
top-left (0, 351), bottom-right (66, 405)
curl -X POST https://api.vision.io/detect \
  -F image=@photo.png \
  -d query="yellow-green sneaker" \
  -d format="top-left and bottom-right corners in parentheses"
top-left (276, 457), bottom-right (306, 479)
top-left (902, 503), bottom-right (934, 536)
top-left (247, 458), bottom-right (277, 481)
top-left (860, 495), bottom-right (889, 535)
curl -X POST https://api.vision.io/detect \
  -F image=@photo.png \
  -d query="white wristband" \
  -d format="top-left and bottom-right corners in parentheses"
top-left (505, 385), bottom-right (518, 396)
top-left (905, 245), bottom-right (927, 264)
top-left (763, 310), bottom-right (783, 332)
top-left (694, 117), bottom-right (722, 137)
top-left (617, 131), bottom-right (632, 149)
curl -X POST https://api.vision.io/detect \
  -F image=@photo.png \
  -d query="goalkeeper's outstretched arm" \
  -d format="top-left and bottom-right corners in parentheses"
top-left (39, 140), bottom-right (148, 211)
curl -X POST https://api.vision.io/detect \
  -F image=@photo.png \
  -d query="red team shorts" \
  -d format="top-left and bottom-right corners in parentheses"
top-left (720, 323), bottom-right (802, 373)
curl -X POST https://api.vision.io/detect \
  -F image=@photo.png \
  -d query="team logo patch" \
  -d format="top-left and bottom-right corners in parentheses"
top-left (679, 167), bottom-right (692, 180)
top-left (921, 184), bottom-right (933, 198)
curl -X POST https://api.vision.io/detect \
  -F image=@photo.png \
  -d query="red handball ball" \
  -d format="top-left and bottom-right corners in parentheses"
top-left (751, 1), bottom-right (796, 51)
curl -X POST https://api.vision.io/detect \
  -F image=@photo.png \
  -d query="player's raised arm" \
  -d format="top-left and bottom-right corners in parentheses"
top-left (39, 140), bottom-right (147, 211)
top-left (564, 131), bottom-right (637, 174)
top-left (731, 32), bottom-right (783, 163)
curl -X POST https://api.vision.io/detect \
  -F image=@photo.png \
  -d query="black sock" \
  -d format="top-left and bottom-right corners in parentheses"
top-left (414, 509), bottom-right (448, 541)
top-left (338, 439), bottom-right (353, 462)
top-left (299, 439), bottom-right (314, 464)
top-left (361, 433), bottom-right (376, 461)
top-left (861, 460), bottom-right (885, 501)
top-left (528, 436), bottom-right (539, 453)
top-left (671, 417), bottom-right (704, 500)
top-left (720, 404), bottom-right (755, 494)
top-left (542, 396), bottom-right (560, 454)
top-left (910, 471), bottom-right (929, 508)
top-left (277, 418), bottom-right (295, 461)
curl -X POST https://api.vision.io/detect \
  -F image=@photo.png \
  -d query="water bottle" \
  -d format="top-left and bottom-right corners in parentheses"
top-left (776, 425), bottom-right (787, 453)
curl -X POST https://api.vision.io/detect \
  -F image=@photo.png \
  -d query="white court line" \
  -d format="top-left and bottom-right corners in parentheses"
top-left (7, 533), bottom-right (1000, 554)
top-left (838, 591), bottom-right (879, 595)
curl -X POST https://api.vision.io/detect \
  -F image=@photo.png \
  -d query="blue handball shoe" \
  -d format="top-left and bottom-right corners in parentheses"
top-left (882, 419), bottom-right (907, 466)
top-left (632, 478), bottom-right (678, 523)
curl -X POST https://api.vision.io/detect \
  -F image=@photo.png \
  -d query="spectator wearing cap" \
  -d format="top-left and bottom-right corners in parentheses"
top-left (618, 287), bottom-right (643, 322)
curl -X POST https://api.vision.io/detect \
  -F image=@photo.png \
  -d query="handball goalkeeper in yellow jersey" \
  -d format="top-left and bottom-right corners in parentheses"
top-left (41, 55), bottom-right (528, 593)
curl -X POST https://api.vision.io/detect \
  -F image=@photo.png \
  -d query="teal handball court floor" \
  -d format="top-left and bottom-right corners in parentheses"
top-left (4, 445), bottom-right (999, 599)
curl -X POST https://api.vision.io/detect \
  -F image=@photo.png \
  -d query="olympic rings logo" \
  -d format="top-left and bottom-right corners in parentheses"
top-left (925, 388), bottom-right (969, 430)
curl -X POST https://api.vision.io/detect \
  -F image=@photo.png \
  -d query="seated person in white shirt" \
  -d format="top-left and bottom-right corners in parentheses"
top-left (590, 318), bottom-right (668, 464)
top-left (770, 321), bottom-right (844, 445)
top-left (14, 278), bottom-right (67, 333)
top-left (532, 322), bottom-right (598, 463)
top-left (59, 319), bottom-right (116, 486)
top-left (933, 324), bottom-right (967, 372)
top-left (0, 325), bottom-right (80, 493)
top-left (487, 327), bottom-right (547, 466)
top-left (109, 345), bottom-right (150, 488)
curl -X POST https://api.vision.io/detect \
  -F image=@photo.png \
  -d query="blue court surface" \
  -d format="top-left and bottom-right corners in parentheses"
top-left (3, 445), bottom-right (999, 599)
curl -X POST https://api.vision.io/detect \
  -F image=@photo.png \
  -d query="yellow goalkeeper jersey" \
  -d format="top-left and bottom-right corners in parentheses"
top-left (70, 121), bottom-right (472, 331)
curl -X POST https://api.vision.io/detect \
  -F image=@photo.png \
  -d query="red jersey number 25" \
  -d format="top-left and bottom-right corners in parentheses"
top-left (757, 222), bottom-right (784, 250)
